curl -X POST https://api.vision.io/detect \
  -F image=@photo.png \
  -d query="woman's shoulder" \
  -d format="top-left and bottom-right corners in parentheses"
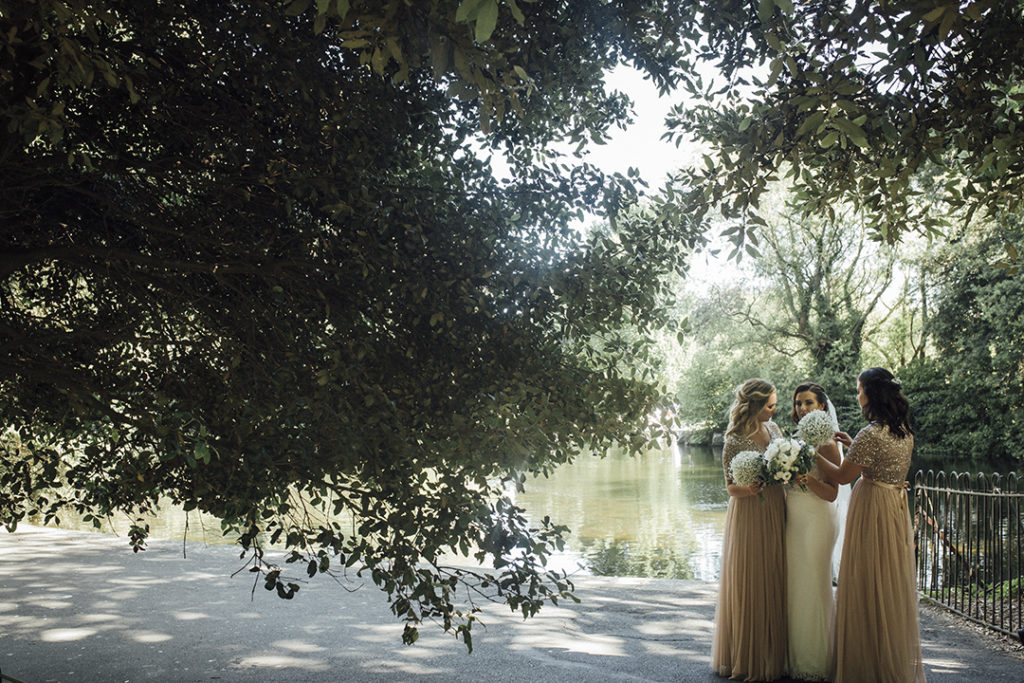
top-left (850, 422), bottom-right (913, 461)
top-left (854, 422), bottom-right (884, 440)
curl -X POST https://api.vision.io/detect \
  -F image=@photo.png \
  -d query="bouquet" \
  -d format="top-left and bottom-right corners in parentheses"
top-left (796, 409), bottom-right (835, 447)
top-left (729, 450), bottom-right (767, 487)
top-left (763, 437), bottom-right (816, 488)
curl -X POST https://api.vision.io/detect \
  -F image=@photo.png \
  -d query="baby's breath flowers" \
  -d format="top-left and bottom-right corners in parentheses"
top-left (796, 409), bottom-right (835, 447)
top-left (729, 450), bottom-right (767, 487)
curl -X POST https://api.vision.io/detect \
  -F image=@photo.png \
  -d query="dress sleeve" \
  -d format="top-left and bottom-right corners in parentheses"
top-left (846, 425), bottom-right (878, 470)
top-left (722, 437), bottom-right (741, 485)
top-left (767, 421), bottom-right (783, 439)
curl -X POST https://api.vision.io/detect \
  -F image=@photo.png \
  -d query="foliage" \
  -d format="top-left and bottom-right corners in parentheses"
top-left (900, 219), bottom-right (1024, 466)
top-left (745, 207), bottom-right (894, 410)
top-left (664, 0), bottom-right (1024, 248)
top-left (672, 285), bottom-right (803, 442)
top-left (672, 202), bottom-right (894, 435)
top-left (0, 0), bottom-right (704, 648)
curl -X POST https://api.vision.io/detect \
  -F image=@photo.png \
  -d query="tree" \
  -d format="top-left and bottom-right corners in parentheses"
top-left (671, 203), bottom-right (895, 428)
top-left (742, 209), bottom-right (895, 413)
top-left (900, 217), bottom-right (1024, 466)
top-left (664, 0), bottom-right (1024, 248)
top-left (672, 285), bottom-right (804, 441)
top-left (0, 0), bottom-right (703, 648)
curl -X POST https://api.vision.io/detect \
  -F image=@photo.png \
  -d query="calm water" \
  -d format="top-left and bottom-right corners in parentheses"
top-left (32, 443), bottom-right (730, 581)
top-left (517, 443), bottom-right (728, 580)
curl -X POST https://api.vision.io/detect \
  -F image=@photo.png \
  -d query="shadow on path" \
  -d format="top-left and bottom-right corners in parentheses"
top-left (1, 526), bottom-right (1020, 682)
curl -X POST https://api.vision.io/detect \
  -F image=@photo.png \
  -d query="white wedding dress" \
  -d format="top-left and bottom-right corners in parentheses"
top-left (785, 462), bottom-right (839, 681)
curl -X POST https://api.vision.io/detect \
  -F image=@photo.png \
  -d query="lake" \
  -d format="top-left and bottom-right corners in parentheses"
top-left (30, 443), bottom-right (731, 581)
top-left (516, 443), bottom-right (728, 580)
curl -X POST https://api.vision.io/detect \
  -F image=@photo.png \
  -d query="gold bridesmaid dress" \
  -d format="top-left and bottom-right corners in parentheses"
top-left (711, 423), bottom-right (788, 681)
top-left (832, 423), bottom-right (926, 683)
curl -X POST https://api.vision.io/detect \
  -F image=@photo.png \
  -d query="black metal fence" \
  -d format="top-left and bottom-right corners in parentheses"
top-left (913, 470), bottom-right (1024, 639)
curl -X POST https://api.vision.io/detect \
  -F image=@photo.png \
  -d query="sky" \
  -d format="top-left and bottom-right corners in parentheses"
top-left (481, 62), bottom-right (742, 289)
top-left (593, 65), bottom-right (741, 289)
top-left (586, 64), bottom-right (687, 189)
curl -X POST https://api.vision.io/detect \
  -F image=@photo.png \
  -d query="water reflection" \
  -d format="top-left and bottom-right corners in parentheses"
top-left (29, 443), bottom-right (730, 582)
top-left (29, 505), bottom-right (232, 546)
top-left (518, 443), bottom-right (727, 581)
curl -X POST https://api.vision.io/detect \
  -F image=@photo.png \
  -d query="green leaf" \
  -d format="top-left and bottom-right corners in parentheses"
top-left (456, 0), bottom-right (484, 23)
top-left (938, 9), bottom-right (955, 40)
top-left (505, 0), bottom-right (525, 25)
top-left (922, 6), bottom-right (946, 23)
top-left (286, 0), bottom-right (312, 17)
top-left (832, 117), bottom-right (868, 147)
top-left (475, 0), bottom-right (499, 43)
top-left (784, 55), bottom-right (799, 77)
top-left (796, 111), bottom-right (826, 137)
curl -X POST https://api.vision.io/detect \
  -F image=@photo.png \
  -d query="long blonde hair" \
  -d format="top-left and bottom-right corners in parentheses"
top-left (726, 378), bottom-right (776, 440)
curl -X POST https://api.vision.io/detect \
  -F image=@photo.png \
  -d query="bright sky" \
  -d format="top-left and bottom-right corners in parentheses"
top-left (594, 64), bottom-right (740, 289)
top-left (586, 64), bottom-right (686, 189)
top-left (483, 63), bottom-right (741, 288)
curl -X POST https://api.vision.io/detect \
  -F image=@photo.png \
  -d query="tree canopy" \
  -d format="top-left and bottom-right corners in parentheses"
top-left (666, 0), bottom-right (1024, 249)
top-left (901, 215), bottom-right (1024, 467)
top-left (0, 0), bottom-right (702, 648)
top-left (5, 0), bottom-right (1024, 650)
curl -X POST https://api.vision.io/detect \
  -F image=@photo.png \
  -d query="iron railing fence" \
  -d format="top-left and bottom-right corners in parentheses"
top-left (913, 470), bottom-right (1024, 639)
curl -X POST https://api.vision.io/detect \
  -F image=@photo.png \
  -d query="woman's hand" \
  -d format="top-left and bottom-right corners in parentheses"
top-left (834, 431), bottom-right (853, 448)
top-left (792, 473), bottom-right (809, 488)
top-left (728, 479), bottom-right (765, 498)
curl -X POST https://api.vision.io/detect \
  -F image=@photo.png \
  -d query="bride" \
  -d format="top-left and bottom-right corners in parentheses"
top-left (786, 382), bottom-right (841, 681)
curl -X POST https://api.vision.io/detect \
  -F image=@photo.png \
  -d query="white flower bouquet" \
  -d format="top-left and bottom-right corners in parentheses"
top-left (764, 437), bottom-right (816, 488)
top-left (729, 450), bottom-right (766, 487)
top-left (796, 409), bottom-right (835, 447)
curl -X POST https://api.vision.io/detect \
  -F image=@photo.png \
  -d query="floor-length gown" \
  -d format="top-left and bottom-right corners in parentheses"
top-left (832, 423), bottom-right (926, 683)
top-left (831, 442), bottom-right (848, 582)
top-left (785, 461), bottom-right (838, 681)
top-left (712, 422), bottom-right (787, 681)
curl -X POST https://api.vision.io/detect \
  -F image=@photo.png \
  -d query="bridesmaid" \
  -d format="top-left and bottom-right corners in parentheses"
top-left (786, 382), bottom-right (840, 681)
top-left (818, 367), bottom-right (927, 683)
top-left (711, 378), bottom-right (787, 681)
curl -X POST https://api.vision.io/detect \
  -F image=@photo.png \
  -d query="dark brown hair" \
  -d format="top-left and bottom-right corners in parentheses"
top-left (790, 381), bottom-right (829, 425)
top-left (859, 367), bottom-right (914, 439)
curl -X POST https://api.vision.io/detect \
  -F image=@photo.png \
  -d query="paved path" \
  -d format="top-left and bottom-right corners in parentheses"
top-left (1, 526), bottom-right (1020, 682)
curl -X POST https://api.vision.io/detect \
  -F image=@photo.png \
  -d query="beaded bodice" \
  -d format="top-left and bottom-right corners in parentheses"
top-left (847, 422), bottom-right (914, 486)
